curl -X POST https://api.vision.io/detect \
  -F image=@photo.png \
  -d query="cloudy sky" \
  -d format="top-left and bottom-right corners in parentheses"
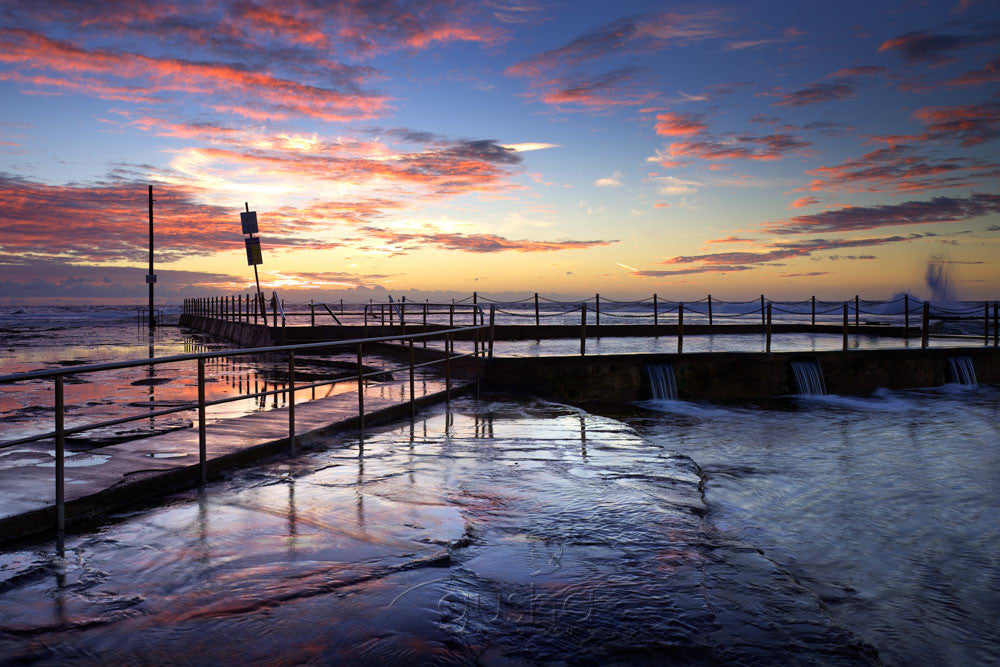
top-left (1, 0), bottom-right (998, 303)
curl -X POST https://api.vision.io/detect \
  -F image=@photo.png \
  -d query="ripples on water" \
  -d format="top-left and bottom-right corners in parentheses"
top-left (621, 384), bottom-right (1000, 665)
top-left (0, 398), bottom-right (877, 664)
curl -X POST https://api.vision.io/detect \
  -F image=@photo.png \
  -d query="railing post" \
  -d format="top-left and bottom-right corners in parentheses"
top-left (198, 358), bottom-right (206, 484)
top-left (904, 294), bottom-right (909, 337)
top-left (408, 339), bottom-right (415, 417)
top-left (288, 351), bottom-right (296, 453)
top-left (55, 375), bottom-right (65, 535)
top-left (449, 303), bottom-right (454, 327)
top-left (653, 294), bottom-right (658, 328)
top-left (356, 343), bottom-right (365, 436)
top-left (445, 333), bottom-right (452, 400)
top-left (922, 301), bottom-right (930, 349)
top-left (310, 301), bottom-right (315, 327)
top-left (580, 304), bottom-right (586, 356)
top-left (707, 294), bottom-right (713, 327)
top-left (811, 296), bottom-right (816, 327)
top-left (400, 296), bottom-right (406, 329)
top-left (766, 302), bottom-right (772, 353)
top-left (760, 294), bottom-right (765, 327)
top-left (994, 301), bottom-right (999, 348)
top-left (855, 294), bottom-right (860, 327)
top-left (534, 292), bottom-right (540, 327)
top-left (474, 328), bottom-right (480, 398)
top-left (843, 302), bottom-right (849, 351)
top-left (985, 301), bottom-right (989, 346)
top-left (595, 293), bottom-right (600, 326)
top-left (489, 305), bottom-right (495, 358)
top-left (341, 298), bottom-right (344, 313)
top-left (678, 302), bottom-right (684, 354)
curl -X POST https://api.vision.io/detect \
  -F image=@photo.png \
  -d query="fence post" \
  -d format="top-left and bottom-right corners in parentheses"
top-left (707, 294), bottom-right (713, 327)
top-left (678, 302), bottom-right (684, 353)
top-left (474, 328), bottom-right (480, 398)
top-left (595, 293), bottom-right (600, 326)
top-left (356, 344), bottom-right (365, 436)
top-left (489, 305), bottom-right (495, 358)
top-left (653, 294), bottom-right (659, 327)
top-left (288, 351), bottom-right (295, 453)
top-left (445, 333), bottom-right (452, 400)
top-left (580, 304), bottom-right (587, 356)
top-left (760, 294), bottom-right (765, 327)
top-left (55, 376), bottom-right (65, 535)
top-left (198, 358), bottom-right (206, 484)
top-left (408, 339), bottom-right (415, 417)
top-left (811, 296), bottom-right (816, 327)
top-left (985, 301), bottom-right (989, 346)
top-left (843, 302), bottom-right (849, 351)
top-left (855, 294), bottom-right (860, 327)
top-left (766, 303), bottom-right (772, 353)
top-left (994, 301), bottom-right (998, 347)
top-left (904, 294), bottom-right (909, 337)
top-left (534, 292), bottom-right (540, 327)
top-left (922, 302), bottom-right (930, 349)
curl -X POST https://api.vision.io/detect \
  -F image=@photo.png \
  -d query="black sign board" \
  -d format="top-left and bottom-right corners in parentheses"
top-left (240, 211), bottom-right (259, 235)
top-left (245, 237), bottom-right (263, 266)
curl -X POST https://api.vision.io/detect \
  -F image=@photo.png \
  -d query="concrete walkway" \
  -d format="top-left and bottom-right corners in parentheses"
top-left (0, 379), bottom-right (472, 542)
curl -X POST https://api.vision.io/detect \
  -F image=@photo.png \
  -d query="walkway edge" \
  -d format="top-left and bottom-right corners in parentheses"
top-left (0, 383), bottom-right (474, 545)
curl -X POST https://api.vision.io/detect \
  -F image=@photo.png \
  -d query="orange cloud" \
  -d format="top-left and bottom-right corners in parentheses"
top-left (654, 112), bottom-right (707, 136)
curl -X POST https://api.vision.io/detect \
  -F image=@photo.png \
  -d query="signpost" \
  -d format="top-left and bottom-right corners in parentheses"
top-left (241, 203), bottom-right (264, 313)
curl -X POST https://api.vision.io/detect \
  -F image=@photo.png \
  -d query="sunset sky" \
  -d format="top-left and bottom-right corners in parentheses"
top-left (1, 0), bottom-right (998, 303)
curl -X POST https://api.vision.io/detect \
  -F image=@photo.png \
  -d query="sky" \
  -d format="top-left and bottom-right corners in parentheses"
top-left (1, 0), bottom-right (998, 304)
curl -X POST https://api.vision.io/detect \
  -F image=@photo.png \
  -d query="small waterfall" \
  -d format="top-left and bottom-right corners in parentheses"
top-left (790, 359), bottom-right (826, 395)
top-left (644, 363), bottom-right (678, 400)
top-left (947, 356), bottom-right (977, 385)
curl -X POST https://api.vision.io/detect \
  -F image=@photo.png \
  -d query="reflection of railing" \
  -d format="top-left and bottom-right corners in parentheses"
top-left (0, 323), bottom-right (490, 536)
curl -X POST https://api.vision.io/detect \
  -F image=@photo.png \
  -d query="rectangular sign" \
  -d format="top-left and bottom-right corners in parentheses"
top-left (240, 211), bottom-right (259, 235)
top-left (245, 237), bottom-right (263, 266)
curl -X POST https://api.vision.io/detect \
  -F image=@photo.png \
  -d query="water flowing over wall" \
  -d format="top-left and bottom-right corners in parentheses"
top-left (644, 363), bottom-right (678, 400)
top-left (948, 356), bottom-right (977, 385)
top-left (790, 359), bottom-right (827, 395)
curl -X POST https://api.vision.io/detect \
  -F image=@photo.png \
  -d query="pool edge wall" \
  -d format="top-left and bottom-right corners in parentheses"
top-left (484, 348), bottom-right (1000, 402)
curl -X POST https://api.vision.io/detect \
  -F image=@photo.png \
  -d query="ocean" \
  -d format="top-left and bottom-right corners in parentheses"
top-left (0, 304), bottom-right (997, 664)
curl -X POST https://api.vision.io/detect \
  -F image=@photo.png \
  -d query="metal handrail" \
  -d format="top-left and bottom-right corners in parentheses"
top-left (2, 322), bottom-right (490, 536)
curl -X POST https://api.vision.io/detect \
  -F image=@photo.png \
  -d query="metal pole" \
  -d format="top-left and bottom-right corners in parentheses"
top-left (288, 351), bottom-right (295, 453)
top-left (595, 293), bottom-right (600, 326)
top-left (449, 303), bottom-right (454, 327)
top-left (985, 301), bottom-right (989, 345)
top-left (904, 294), bottom-right (909, 337)
top-left (409, 339), bottom-right (415, 417)
top-left (653, 294), bottom-right (658, 327)
top-left (198, 358), bottom-right (206, 484)
top-left (766, 303), bottom-right (772, 353)
top-left (445, 333), bottom-right (452, 400)
top-left (474, 328), bottom-right (480, 398)
top-left (489, 305), bottom-right (495, 358)
top-left (843, 302), bottom-right (849, 351)
top-left (760, 294), bottom-right (765, 327)
top-left (310, 301), bottom-right (315, 327)
top-left (678, 302), bottom-right (684, 354)
top-left (580, 304), bottom-right (586, 356)
top-left (855, 294), bottom-right (860, 327)
top-left (534, 292), bottom-right (540, 327)
top-left (148, 185), bottom-right (155, 330)
top-left (707, 294), bottom-right (713, 327)
top-left (994, 301), bottom-right (998, 347)
top-left (356, 344), bottom-right (365, 436)
top-left (811, 296), bottom-right (816, 327)
top-left (922, 301), bottom-right (930, 349)
top-left (55, 376), bottom-right (65, 534)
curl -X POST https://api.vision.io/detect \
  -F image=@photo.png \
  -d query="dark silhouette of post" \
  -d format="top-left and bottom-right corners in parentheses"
top-left (921, 302), bottom-right (930, 349)
top-left (842, 302), bottom-right (848, 351)
top-left (147, 185), bottom-right (155, 329)
top-left (766, 302), bottom-right (772, 353)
